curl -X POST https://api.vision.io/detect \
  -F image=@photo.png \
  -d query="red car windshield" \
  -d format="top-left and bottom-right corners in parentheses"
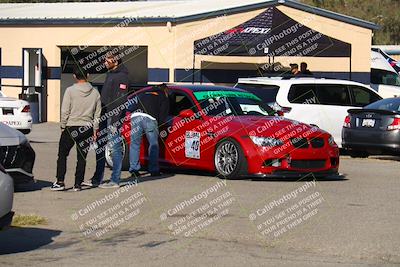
top-left (193, 90), bottom-right (274, 117)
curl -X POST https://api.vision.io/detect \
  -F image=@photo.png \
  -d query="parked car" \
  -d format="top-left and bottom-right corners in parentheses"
top-left (107, 85), bottom-right (339, 179)
top-left (0, 123), bottom-right (35, 183)
top-left (0, 163), bottom-right (14, 229)
top-left (0, 91), bottom-right (32, 134)
top-left (342, 97), bottom-right (400, 157)
top-left (235, 77), bottom-right (383, 147)
top-left (371, 48), bottom-right (400, 98)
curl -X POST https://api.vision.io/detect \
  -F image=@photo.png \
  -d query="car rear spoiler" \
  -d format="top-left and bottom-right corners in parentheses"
top-left (347, 109), bottom-right (400, 115)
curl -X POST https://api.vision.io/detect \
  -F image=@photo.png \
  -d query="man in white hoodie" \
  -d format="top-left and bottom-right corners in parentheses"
top-left (51, 66), bottom-right (101, 191)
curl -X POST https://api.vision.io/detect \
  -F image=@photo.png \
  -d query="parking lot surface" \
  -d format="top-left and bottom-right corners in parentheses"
top-left (0, 123), bottom-right (399, 267)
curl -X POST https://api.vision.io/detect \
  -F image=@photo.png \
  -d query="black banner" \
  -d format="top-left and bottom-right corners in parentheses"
top-left (194, 7), bottom-right (351, 58)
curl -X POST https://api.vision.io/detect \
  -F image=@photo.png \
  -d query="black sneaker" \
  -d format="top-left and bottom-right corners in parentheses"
top-left (72, 185), bottom-right (82, 192)
top-left (130, 170), bottom-right (141, 179)
top-left (150, 172), bottom-right (161, 177)
top-left (51, 182), bottom-right (65, 191)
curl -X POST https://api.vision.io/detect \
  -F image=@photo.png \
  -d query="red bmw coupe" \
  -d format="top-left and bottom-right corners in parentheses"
top-left (107, 85), bottom-right (339, 179)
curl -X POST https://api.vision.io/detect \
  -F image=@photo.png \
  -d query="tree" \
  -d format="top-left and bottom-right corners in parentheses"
top-left (300, 0), bottom-right (400, 44)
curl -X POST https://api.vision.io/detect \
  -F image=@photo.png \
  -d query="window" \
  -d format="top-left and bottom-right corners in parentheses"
top-left (194, 91), bottom-right (272, 117)
top-left (365, 98), bottom-right (400, 112)
top-left (289, 84), bottom-right (355, 106)
top-left (288, 84), bottom-right (318, 104)
top-left (315, 84), bottom-right (351, 106)
top-left (371, 68), bottom-right (400, 86)
top-left (169, 92), bottom-right (197, 116)
top-left (235, 83), bottom-right (279, 104)
top-left (349, 85), bottom-right (382, 107)
top-left (61, 49), bottom-right (108, 75)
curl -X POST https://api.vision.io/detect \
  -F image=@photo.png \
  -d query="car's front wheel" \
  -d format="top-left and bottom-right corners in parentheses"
top-left (214, 139), bottom-right (247, 179)
top-left (105, 139), bottom-right (130, 171)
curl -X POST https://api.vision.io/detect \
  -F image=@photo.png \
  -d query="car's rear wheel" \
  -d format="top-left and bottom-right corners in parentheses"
top-left (105, 139), bottom-right (130, 171)
top-left (214, 139), bottom-right (247, 179)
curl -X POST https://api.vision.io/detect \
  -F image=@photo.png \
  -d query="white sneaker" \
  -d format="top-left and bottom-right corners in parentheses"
top-left (82, 181), bottom-right (93, 187)
top-left (99, 182), bottom-right (120, 189)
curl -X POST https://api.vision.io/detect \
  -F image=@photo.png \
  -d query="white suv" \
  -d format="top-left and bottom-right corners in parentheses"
top-left (235, 77), bottom-right (382, 147)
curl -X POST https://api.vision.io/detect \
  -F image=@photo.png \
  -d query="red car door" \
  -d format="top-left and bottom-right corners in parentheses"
top-left (161, 90), bottom-right (213, 170)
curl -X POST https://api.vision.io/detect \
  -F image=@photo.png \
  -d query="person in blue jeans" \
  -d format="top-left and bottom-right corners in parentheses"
top-left (129, 116), bottom-right (159, 176)
top-left (98, 51), bottom-right (129, 189)
top-left (106, 122), bottom-right (124, 184)
top-left (127, 84), bottom-right (169, 177)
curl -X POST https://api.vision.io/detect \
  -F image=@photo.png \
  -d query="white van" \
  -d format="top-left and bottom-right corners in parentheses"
top-left (370, 48), bottom-right (400, 98)
top-left (235, 77), bottom-right (382, 147)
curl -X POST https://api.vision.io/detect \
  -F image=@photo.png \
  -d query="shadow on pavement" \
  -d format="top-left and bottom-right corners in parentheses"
top-left (14, 179), bottom-right (53, 193)
top-left (369, 156), bottom-right (400, 162)
top-left (159, 168), bottom-right (348, 182)
top-left (251, 173), bottom-right (348, 182)
top-left (120, 172), bottom-right (175, 184)
top-left (251, 175), bottom-right (348, 183)
top-left (160, 168), bottom-right (214, 178)
top-left (0, 227), bottom-right (61, 255)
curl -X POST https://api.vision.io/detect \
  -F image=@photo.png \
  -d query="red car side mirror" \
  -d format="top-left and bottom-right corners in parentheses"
top-left (178, 109), bottom-right (195, 118)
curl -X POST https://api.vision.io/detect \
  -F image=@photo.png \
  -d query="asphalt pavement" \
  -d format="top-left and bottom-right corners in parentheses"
top-left (0, 123), bottom-right (399, 267)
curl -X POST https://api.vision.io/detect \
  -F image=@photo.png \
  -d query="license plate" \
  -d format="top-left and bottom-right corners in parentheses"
top-left (362, 119), bottom-right (375, 127)
top-left (3, 121), bottom-right (21, 126)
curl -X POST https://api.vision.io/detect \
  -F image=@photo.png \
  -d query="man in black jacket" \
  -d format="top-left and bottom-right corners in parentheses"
top-left (127, 84), bottom-right (169, 177)
top-left (98, 51), bottom-right (129, 188)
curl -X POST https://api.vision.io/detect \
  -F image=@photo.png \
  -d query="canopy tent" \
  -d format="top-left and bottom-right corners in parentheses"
top-left (193, 6), bottom-right (352, 82)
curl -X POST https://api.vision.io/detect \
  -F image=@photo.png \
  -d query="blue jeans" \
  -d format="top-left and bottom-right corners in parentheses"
top-left (109, 126), bottom-right (124, 184)
top-left (91, 118), bottom-right (107, 184)
top-left (129, 116), bottom-right (159, 174)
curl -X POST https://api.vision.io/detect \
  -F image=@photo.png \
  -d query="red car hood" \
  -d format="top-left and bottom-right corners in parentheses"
top-left (221, 116), bottom-right (329, 138)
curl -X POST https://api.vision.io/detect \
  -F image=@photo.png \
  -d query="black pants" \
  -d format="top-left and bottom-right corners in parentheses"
top-left (56, 126), bottom-right (93, 186)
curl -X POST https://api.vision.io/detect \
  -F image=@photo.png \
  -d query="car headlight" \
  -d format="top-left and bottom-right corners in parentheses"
top-left (328, 136), bottom-right (336, 146)
top-left (250, 136), bottom-right (283, 147)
